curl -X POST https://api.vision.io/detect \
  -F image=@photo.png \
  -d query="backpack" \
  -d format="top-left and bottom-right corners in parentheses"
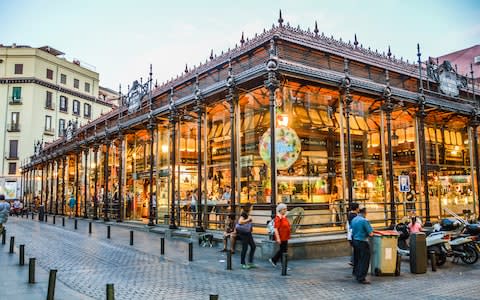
top-left (267, 218), bottom-right (275, 235)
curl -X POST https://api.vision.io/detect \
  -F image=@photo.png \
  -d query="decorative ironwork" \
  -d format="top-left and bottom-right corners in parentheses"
top-left (427, 60), bottom-right (468, 97)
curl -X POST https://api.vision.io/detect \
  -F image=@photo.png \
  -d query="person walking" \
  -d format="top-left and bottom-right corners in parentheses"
top-left (351, 207), bottom-right (373, 284)
top-left (346, 202), bottom-right (360, 266)
top-left (236, 203), bottom-right (256, 269)
top-left (68, 194), bottom-right (76, 218)
top-left (269, 203), bottom-right (291, 268)
top-left (0, 195), bottom-right (11, 234)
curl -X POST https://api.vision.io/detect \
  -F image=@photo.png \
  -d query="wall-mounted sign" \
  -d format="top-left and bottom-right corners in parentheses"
top-left (259, 127), bottom-right (301, 170)
top-left (427, 60), bottom-right (467, 97)
top-left (398, 175), bottom-right (410, 193)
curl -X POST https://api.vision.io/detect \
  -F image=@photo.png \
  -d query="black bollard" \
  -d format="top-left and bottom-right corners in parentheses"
top-left (89, 222), bottom-right (92, 234)
top-left (429, 251), bottom-right (437, 272)
top-left (106, 283), bottom-right (114, 300)
top-left (281, 252), bottom-right (288, 276)
top-left (226, 249), bottom-right (232, 270)
top-left (19, 244), bottom-right (25, 265)
top-left (28, 258), bottom-right (36, 283)
top-left (130, 231), bottom-right (134, 245)
top-left (62, 217), bottom-right (65, 227)
top-left (1, 229), bottom-right (5, 245)
top-left (9, 236), bottom-right (15, 254)
top-left (46, 269), bottom-right (57, 300)
top-left (210, 295), bottom-right (219, 300)
top-left (188, 242), bottom-right (193, 261)
top-left (107, 226), bottom-right (111, 239)
top-left (160, 237), bottom-right (165, 255)
top-left (45, 214), bottom-right (48, 223)
top-left (74, 219), bottom-right (78, 230)
top-left (53, 215), bottom-right (56, 225)
top-left (32, 212), bottom-right (34, 219)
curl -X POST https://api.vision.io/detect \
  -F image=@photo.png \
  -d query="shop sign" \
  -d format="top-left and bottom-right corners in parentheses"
top-left (428, 60), bottom-right (467, 98)
top-left (398, 175), bottom-right (410, 193)
top-left (4, 181), bottom-right (17, 200)
top-left (240, 155), bottom-right (253, 167)
top-left (259, 127), bottom-right (301, 170)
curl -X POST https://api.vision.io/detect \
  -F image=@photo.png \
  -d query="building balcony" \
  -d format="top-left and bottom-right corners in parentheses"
top-left (44, 127), bottom-right (55, 136)
top-left (7, 123), bottom-right (21, 132)
top-left (9, 97), bottom-right (22, 105)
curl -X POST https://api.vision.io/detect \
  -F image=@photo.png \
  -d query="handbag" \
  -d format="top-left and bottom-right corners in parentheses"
top-left (235, 222), bottom-right (252, 233)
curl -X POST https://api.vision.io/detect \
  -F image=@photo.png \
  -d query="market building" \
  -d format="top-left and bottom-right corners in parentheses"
top-left (21, 14), bottom-right (480, 236)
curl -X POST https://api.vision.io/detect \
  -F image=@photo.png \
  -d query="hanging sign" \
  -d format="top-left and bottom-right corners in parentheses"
top-left (259, 127), bottom-right (301, 170)
top-left (398, 175), bottom-right (410, 193)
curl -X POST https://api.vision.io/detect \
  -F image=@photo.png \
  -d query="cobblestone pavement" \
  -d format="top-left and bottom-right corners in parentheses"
top-left (2, 215), bottom-right (480, 300)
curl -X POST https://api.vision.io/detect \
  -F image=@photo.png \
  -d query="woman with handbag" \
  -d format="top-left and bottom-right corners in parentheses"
top-left (236, 203), bottom-right (256, 269)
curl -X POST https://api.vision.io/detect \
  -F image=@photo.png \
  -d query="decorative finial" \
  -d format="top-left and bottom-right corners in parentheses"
top-left (387, 45), bottom-right (392, 58)
top-left (278, 9), bottom-right (284, 27)
top-left (210, 49), bottom-right (214, 60)
top-left (184, 64), bottom-right (188, 73)
top-left (314, 21), bottom-right (319, 36)
top-left (240, 32), bottom-right (245, 45)
top-left (354, 34), bottom-right (358, 47)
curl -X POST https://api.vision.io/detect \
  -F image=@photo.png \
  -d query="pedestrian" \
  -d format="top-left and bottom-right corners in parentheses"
top-left (268, 203), bottom-right (291, 268)
top-left (351, 207), bottom-right (374, 284)
top-left (68, 194), bottom-right (76, 218)
top-left (407, 210), bottom-right (422, 234)
top-left (0, 194), bottom-right (11, 234)
top-left (346, 202), bottom-right (360, 266)
top-left (220, 213), bottom-right (237, 254)
top-left (236, 203), bottom-right (256, 269)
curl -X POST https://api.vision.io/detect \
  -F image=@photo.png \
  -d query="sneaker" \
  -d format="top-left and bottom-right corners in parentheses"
top-left (248, 263), bottom-right (257, 268)
top-left (268, 258), bottom-right (277, 268)
top-left (241, 264), bottom-right (251, 270)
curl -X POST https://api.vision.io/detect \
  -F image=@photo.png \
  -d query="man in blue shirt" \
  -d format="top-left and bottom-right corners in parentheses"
top-left (351, 207), bottom-right (373, 284)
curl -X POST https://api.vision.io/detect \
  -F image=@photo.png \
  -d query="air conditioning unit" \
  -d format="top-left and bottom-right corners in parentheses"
top-left (474, 56), bottom-right (480, 64)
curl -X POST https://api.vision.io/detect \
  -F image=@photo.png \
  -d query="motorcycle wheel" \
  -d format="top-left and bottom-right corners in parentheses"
top-left (436, 253), bottom-right (447, 266)
top-left (460, 245), bottom-right (479, 265)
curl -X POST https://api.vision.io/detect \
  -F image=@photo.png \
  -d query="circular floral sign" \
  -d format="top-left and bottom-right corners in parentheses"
top-left (259, 127), bottom-right (301, 170)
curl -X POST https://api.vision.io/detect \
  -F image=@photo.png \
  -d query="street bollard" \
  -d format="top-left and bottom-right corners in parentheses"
top-left (188, 242), bottom-right (193, 261)
top-left (28, 258), bottom-right (36, 283)
top-left (32, 212), bottom-right (34, 220)
top-left (226, 250), bottom-right (232, 270)
top-left (210, 295), bottom-right (219, 300)
top-left (46, 269), bottom-right (57, 300)
top-left (62, 217), bottom-right (65, 227)
top-left (160, 237), bottom-right (165, 255)
top-left (107, 226), bottom-right (111, 239)
top-left (395, 253), bottom-right (401, 276)
top-left (53, 215), bottom-right (56, 225)
top-left (281, 252), bottom-right (288, 276)
top-left (130, 231), bottom-right (134, 245)
top-left (19, 244), bottom-right (25, 265)
top-left (74, 219), bottom-right (78, 230)
top-left (106, 283), bottom-right (115, 300)
top-left (9, 236), bottom-right (15, 254)
top-left (429, 251), bottom-right (437, 272)
top-left (1, 229), bottom-right (6, 245)
top-left (89, 222), bottom-right (92, 234)
top-left (45, 214), bottom-right (48, 223)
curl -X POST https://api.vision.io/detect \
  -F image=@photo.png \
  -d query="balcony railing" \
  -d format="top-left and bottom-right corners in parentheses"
top-left (9, 97), bottom-right (22, 105)
top-left (7, 123), bottom-right (20, 132)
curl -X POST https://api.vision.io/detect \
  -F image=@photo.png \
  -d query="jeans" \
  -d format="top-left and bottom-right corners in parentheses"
top-left (238, 232), bottom-right (256, 265)
top-left (271, 241), bottom-right (288, 264)
top-left (353, 240), bottom-right (370, 282)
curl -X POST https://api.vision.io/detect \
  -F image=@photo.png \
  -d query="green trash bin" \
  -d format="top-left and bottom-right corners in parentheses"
top-left (370, 230), bottom-right (399, 276)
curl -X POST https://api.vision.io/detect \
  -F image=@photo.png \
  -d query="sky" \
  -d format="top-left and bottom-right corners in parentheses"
top-left (1, 0), bottom-right (479, 90)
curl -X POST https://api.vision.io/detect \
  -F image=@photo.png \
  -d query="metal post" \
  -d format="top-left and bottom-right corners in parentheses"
top-left (1, 229), bottom-right (5, 244)
top-left (130, 230), bottom-right (133, 245)
top-left (429, 250), bottom-right (437, 272)
top-left (84, 148), bottom-right (89, 218)
top-left (281, 252), bottom-right (288, 276)
top-left (148, 121), bottom-right (155, 227)
top-left (89, 222), bottom-right (92, 234)
top-left (104, 141), bottom-right (110, 221)
top-left (383, 72), bottom-right (396, 226)
top-left (169, 90), bottom-right (178, 229)
top-left (19, 244), bottom-right (25, 265)
top-left (62, 217), bottom-right (65, 227)
top-left (74, 219), bottom-right (78, 230)
top-left (9, 236), bottom-right (14, 253)
top-left (45, 162), bottom-right (50, 213)
top-left (28, 258), bottom-right (36, 283)
top-left (107, 225), bottom-right (111, 239)
top-left (418, 98), bottom-right (431, 225)
top-left (196, 96), bottom-right (204, 231)
top-left (160, 237), bottom-right (165, 255)
top-left (472, 123), bottom-right (480, 220)
top-left (226, 64), bottom-right (237, 214)
top-left (46, 269), bottom-right (57, 300)
top-left (343, 60), bottom-right (354, 208)
top-left (117, 135), bottom-right (123, 222)
top-left (226, 250), bottom-right (232, 270)
top-left (75, 150), bottom-right (80, 217)
top-left (106, 284), bottom-right (114, 300)
top-left (49, 161), bottom-right (54, 214)
top-left (188, 241), bottom-right (193, 261)
top-left (210, 295), bottom-right (219, 300)
top-left (93, 144), bottom-right (99, 220)
top-left (40, 164), bottom-right (44, 206)
top-left (44, 214), bottom-right (47, 223)
top-left (55, 160), bottom-right (59, 215)
top-left (61, 157), bottom-right (66, 216)
top-left (53, 215), bottom-right (55, 224)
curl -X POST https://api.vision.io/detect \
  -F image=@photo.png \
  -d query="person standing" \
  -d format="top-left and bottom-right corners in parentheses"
top-left (236, 203), bottom-right (256, 269)
top-left (0, 195), bottom-right (10, 234)
top-left (346, 202), bottom-right (360, 266)
top-left (351, 207), bottom-right (373, 284)
top-left (269, 203), bottom-right (291, 268)
top-left (68, 194), bottom-right (76, 218)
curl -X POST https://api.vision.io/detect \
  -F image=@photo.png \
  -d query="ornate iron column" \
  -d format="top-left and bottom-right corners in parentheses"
top-left (264, 39), bottom-right (280, 219)
top-left (117, 134), bottom-right (124, 222)
top-left (418, 96), bottom-right (431, 225)
top-left (169, 87), bottom-right (178, 229)
top-left (93, 143), bottom-right (99, 220)
top-left (470, 117), bottom-right (480, 219)
top-left (75, 149), bottom-right (80, 217)
top-left (49, 160), bottom-right (54, 214)
top-left (195, 74), bottom-right (205, 231)
top-left (61, 156), bottom-right (66, 215)
top-left (382, 70), bottom-right (396, 226)
top-left (83, 148), bottom-right (89, 218)
top-left (45, 161), bottom-right (49, 212)
top-left (226, 60), bottom-right (237, 214)
top-left (55, 159), bottom-right (60, 215)
top-left (148, 116), bottom-right (156, 226)
top-left (103, 140), bottom-right (111, 221)
top-left (341, 58), bottom-right (354, 208)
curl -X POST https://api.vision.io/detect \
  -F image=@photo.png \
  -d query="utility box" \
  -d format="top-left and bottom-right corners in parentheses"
top-left (370, 230), bottom-right (399, 276)
top-left (409, 232), bottom-right (427, 274)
